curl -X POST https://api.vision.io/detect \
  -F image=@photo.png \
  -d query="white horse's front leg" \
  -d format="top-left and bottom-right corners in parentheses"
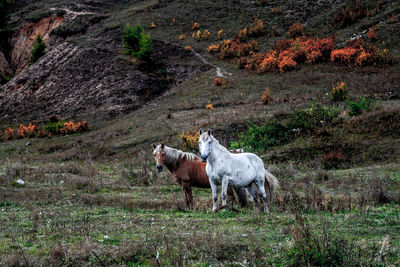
top-left (209, 179), bottom-right (219, 212)
top-left (220, 176), bottom-right (229, 209)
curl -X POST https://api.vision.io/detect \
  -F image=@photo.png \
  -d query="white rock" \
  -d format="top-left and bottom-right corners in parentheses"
top-left (16, 179), bottom-right (25, 185)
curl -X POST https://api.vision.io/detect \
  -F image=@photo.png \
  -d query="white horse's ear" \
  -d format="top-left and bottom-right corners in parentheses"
top-left (161, 144), bottom-right (164, 149)
top-left (199, 129), bottom-right (203, 135)
top-left (152, 144), bottom-right (157, 149)
top-left (207, 129), bottom-right (211, 136)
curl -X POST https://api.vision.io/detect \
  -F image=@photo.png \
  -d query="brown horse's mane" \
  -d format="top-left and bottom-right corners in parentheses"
top-left (153, 144), bottom-right (198, 167)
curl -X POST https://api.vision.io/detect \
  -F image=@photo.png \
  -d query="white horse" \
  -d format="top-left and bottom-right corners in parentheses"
top-left (199, 129), bottom-right (279, 213)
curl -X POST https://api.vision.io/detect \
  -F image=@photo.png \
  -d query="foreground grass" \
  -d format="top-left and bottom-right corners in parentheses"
top-left (0, 159), bottom-right (399, 265)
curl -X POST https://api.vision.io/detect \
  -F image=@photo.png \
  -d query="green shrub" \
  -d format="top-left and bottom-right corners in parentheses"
top-left (29, 34), bottom-right (46, 64)
top-left (348, 97), bottom-right (373, 116)
top-left (122, 24), bottom-right (152, 60)
top-left (232, 121), bottom-right (289, 152)
top-left (288, 104), bottom-right (339, 132)
top-left (44, 120), bottom-right (65, 135)
top-left (279, 214), bottom-right (393, 266)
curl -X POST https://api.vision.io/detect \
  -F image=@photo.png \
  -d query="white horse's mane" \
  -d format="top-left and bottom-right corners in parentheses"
top-left (153, 144), bottom-right (197, 166)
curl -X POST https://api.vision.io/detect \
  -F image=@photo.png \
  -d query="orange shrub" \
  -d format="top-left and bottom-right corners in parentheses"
top-left (238, 36), bottom-right (335, 73)
top-left (206, 103), bottom-right (214, 110)
top-left (179, 129), bottom-right (200, 150)
top-left (219, 39), bottom-right (257, 59)
top-left (355, 50), bottom-right (375, 66)
top-left (4, 128), bottom-right (13, 141)
top-left (213, 77), bottom-right (227, 86)
top-left (237, 18), bottom-right (265, 41)
top-left (194, 30), bottom-right (201, 41)
top-left (17, 123), bottom-right (36, 138)
top-left (257, 52), bottom-right (278, 73)
top-left (178, 34), bottom-right (186, 40)
top-left (207, 44), bottom-right (220, 53)
top-left (278, 55), bottom-right (297, 72)
top-left (36, 129), bottom-right (51, 138)
top-left (288, 22), bottom-right (304, 39)
top-left (202, 29), bottom-right (210, 40)
top-left (150, 22), bottom-right (156, 28)
top-left (367, 27), bottom-right (377, 40)
top-left (218, 29), bottom-right (223, 39)
top-left (237, 57), bottom-right (248, 69)
top-left (270, 7), bottom-right (283, 15)
top-left (330, 47), bottom-right (359, 64)
top-left (261, 88), bottom-right (271, 104)
top-left (192, 22), bottom-right (200, 30)
top-left (329, 81), bottom-right (348, 101)
top-left (185, 46), bottom-right (192, 50)
top-left (60, 121), bottom-right (89, 135)
top-left (248, 18), bottom-right (265, 37)
top-left (331, 0), bottom-right (364, 29)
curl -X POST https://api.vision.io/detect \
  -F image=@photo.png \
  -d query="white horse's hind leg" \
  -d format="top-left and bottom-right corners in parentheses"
top-left (220, 176), bottom-right (229, 209)
top-left (210, 180), bottom-right (219, 212)
top-left (254, 179), bottom-right (269, 213)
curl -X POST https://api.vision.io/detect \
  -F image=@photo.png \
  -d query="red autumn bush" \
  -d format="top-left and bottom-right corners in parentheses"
top-left (331, 38), bottom-right (392, 67)
top-left (367, 27), bottom-right (377, 40)
top-left (17, 123), bottom-right (36, 138)
top-left (330, 0), bottom-right (365, 29)
top-left (236, 18), bottom-right (265, 41)
top-left (208, 39), bottom-right (258, 59)
top-left (240, 36), bottom-right (335, 73)
top-left (213, 77), bottom-right (227, 86)
top-left (36, 129), bottom-right (52, 138)
top-left (4, 128), bottom-right (13, 141)
top-left (331, 47), bottom-right (359, 64)
top-left (60, 121), bottom-right (89, 135)
top-left (278, 55), bottom-right (297, 72)
top-left (288, 22), bottom-right (304, 39)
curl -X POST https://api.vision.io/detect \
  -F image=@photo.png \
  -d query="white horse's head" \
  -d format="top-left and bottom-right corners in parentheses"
top-left (198, 129), bottom-right (212, 162)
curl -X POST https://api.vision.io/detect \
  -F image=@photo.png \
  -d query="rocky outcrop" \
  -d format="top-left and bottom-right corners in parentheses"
top-left (0, 3), bottom-right (210, 123)
top-left (0, 51), bottom-right (12, 80)
top-left (0, 40), bottom-right (209, 123)
top-left (10, 15), bottom-right (63, 74)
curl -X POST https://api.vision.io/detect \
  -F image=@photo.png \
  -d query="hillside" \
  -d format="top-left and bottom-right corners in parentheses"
top-left (0, 0), bottom-right (400, 265)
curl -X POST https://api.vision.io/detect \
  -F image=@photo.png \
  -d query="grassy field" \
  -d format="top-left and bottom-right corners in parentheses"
top-left (1, 0), bottom-right (400, 265)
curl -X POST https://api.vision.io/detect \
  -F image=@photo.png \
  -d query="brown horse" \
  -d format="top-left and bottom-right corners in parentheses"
top-left (152, 144), bottom-right (247, 209)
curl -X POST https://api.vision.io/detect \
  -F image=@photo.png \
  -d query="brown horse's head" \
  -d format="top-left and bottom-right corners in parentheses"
top-left (152, 143), bottom-right (165, 172)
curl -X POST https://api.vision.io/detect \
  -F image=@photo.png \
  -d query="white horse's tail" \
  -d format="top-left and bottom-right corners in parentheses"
top-left (264, 170), bottom-right (279, 197)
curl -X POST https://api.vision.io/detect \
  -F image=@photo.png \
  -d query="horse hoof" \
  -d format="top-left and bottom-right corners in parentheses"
top-left (220, 205), bottom-right (227, 210)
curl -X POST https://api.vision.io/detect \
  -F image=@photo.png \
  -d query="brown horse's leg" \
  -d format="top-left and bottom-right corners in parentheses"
top-left (235, 187), bottom-right (248, 208)
top-left (182, 182), bottom-right (193, 209)
top-left (227, 186), bottom-right (235, 209)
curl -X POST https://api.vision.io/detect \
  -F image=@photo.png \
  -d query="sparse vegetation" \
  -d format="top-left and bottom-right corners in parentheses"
top-left (29, 34), bottom-right (46, 64)
top-left (179, 128), bottom-right (200, 150)
top-left (348, 97), bottom-right (374, 116)
top-left (330, 81), bottom-right (349, 102)
top-left (261, 87), bottom-right (271, 104)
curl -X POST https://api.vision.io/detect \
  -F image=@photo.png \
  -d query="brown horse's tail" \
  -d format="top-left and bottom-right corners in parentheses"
top-left (264, 170), bottom-right (279, 201)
